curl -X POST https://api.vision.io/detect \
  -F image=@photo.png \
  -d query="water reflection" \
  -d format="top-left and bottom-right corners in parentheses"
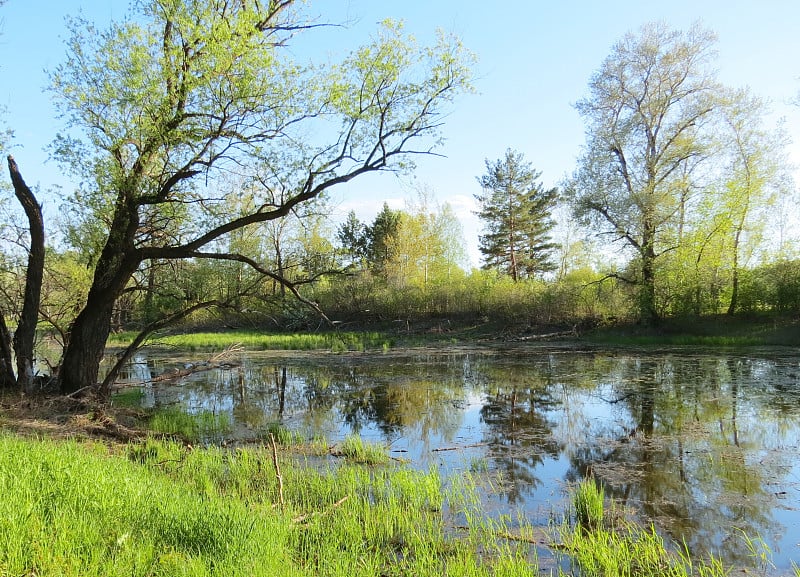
top-left (118, 346), bottom-right (800, 572)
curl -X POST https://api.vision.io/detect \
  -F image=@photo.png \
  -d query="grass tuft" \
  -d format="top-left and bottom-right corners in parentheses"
top-left (261, 422), bottom-right (304, 446)
top-left (336, 435), bottom-right (390, 465)
top-left (148, 406), bottom-right (231, 442)
top-left (574, 477), bottom-right (605, 530)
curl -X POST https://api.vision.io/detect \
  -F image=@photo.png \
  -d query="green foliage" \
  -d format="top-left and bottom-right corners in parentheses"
top-left (475, 149), bottom-right (559, 281)
top-left (738, 259), bottom-right (800, 314)
top-left (568, 22), bottom-right (719, 323)
top-left (365, 202), bottom-right (403, 274)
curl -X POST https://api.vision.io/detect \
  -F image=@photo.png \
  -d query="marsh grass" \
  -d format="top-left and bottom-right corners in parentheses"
top-left (0, 431), bottom-right (751, 577)
top-left (148, 406), bottom-right (231, 442)
top-left (261, 422), bottom-right (305, 446)
top-left (335, 435), bottom-right (390, 465)
top-left (559, 522), bottom-right (727, 577)
top-left (0, 434), bottom-right (541, 577)
top-left (574, 478), bottom-right (605, 529)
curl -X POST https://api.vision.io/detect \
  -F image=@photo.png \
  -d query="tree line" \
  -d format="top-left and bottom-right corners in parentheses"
top-left (0, 3), bottom-right (797, 395)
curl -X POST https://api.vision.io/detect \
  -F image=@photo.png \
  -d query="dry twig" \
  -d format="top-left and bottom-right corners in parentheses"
top-left (269, 433), bottom-right (285, 511)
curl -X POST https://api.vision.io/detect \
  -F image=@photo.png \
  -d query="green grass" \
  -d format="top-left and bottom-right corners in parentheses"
top-left (0, 432), bottom-right (745, 577)
top-left (560, 522), bottom-right (727, 577)
top-left (108, 330), bottom-right (394, 353)
top-left (587, 333), bottom-right (764, 347)
top-left (0, 434), bottom-right (528, 577)
top-left (335, 435), bottom-right (390, 465)
top-left (261, 422), bottom-right (306, 446)
top-left (574, 478), bottom-right (605, 530)
top-left (110, 388), bottom-right (145, 408)
top-left (148, 406), bottom-right (232, 442)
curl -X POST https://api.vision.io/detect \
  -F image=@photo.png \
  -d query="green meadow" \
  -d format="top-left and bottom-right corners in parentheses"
top-left (0, 429), bottom-right (735, 577)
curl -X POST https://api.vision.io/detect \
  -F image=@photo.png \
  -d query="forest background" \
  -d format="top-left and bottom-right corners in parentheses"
top-left (1, 1), bottom-right (800, 394)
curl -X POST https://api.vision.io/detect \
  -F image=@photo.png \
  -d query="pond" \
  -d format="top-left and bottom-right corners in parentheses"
top-left (117, 344), bottom-right (800, 573)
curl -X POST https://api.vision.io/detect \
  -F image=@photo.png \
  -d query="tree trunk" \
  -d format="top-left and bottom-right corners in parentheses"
top-left (60, 254), bottom-right (142, 393)
top-left (640, 230), bottom-right (659, 325)
top-left (0, 311), bottom-right (15, 389)
top-left (59, 201), bottom-right (141, 394)
top-left (727, 228), bottom-right (742, 316)
top-left (7, 156), bottom-right (45, 390)
top-left (60, 293), bottom-right (117, 394)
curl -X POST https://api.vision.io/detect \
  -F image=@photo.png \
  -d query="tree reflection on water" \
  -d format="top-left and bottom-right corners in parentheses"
top-left (122, 346), bottom-right (800, 572)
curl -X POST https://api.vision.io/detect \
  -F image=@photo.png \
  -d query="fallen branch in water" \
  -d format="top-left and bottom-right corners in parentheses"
top-left (292, 496), bottom-right (350, 525)
top-left (514, 327), bottom-right (578, 342)
top-left (432, 442), bottom-right (489, 452)
top-left (451, 524), bottom-right (554, 546)
top-left (129, 343), bottom-right (245, 385)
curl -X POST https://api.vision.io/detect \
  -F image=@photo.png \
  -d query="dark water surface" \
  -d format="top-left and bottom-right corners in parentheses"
top-left (120, 344), bottom-right (800, 572)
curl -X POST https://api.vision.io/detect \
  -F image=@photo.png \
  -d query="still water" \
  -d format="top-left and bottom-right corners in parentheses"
top-left (120, 344), bottom-right (800, 572)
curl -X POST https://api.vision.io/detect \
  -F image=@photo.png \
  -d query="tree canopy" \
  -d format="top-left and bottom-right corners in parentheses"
top-left (568, 22), bottom-right (719, 323)
top-left (2, 0), bottom-right (475, 393)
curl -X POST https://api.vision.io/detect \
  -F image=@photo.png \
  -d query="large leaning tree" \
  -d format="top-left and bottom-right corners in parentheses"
top-left (567, 22), bottom-right (718, 323)
top-left (43, 0), bottom-right (473, 394)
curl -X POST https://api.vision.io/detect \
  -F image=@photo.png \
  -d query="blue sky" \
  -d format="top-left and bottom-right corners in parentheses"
top-left (2, 1), bottom-right (799, 266)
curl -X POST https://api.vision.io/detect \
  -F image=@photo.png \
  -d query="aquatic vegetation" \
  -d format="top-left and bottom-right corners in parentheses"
top-left (335, 435), bottom-right (390, 465)
top-left (559, 522), bottom-right (727, 577)
top-left (148, 406), bottom-right (231, 442)
top-left (109, 387), bottom-right (145, 407)
top-left (261, 422), bottom-right (305, 446)
top-left (573, 477), bottom-right (605, 530)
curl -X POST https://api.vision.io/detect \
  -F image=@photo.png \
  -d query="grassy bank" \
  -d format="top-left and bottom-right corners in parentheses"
top-left (107, 330), bottom-right (397, 353)
top-left (103, 313), bottom-right (800, 353)
top-left (0, 429), bottom-right (735, 577)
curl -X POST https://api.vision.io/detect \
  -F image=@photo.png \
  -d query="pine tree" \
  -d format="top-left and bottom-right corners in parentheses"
top-left (365, 203), bottom-right (402, 274)
top-left (475, 149), bottom-right (558, 281)
top-left (337, 210), bottom-right (368, 266)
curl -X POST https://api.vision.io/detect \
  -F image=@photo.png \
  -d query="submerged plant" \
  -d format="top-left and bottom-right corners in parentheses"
top-left (110, 388), bottom-right (145, 407)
